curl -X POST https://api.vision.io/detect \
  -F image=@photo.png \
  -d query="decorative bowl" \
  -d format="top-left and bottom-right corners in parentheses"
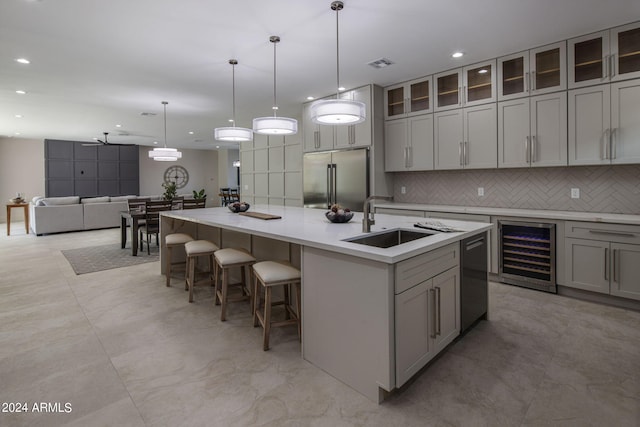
top-left (325, 210), bottom-right (354, 223)
top-left (10, 198), bottom-right (25, 204)
top-left (228, 202), bottom-right (250, 213)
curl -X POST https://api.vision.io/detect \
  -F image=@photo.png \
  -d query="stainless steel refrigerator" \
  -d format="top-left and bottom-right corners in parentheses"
top-left (303, 148), bottom-right (369, 210)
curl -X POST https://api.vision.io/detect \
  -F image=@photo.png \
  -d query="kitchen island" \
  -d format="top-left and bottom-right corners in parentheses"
top-left (160, 205), bottom-right (492, 402)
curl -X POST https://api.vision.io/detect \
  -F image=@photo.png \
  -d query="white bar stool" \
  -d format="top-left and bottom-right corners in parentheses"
top-left (184, 240), bottom-right (219, 303)
top-left (214, 248), bottom-right (256, 321)
top-left (165, 233), bottom-right (194, 287)
top-left (252, 260), bottom-right (301, 351)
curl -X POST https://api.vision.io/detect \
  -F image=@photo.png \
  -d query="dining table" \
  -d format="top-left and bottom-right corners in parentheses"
top-left (120, 210), bottom-right (146, 256)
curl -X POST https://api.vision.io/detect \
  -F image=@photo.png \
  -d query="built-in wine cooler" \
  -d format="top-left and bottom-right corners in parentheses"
top-left (499, 221), bottom-right (556, 293)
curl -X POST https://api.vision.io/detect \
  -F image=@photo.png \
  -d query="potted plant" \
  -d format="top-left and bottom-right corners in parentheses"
top-left (162, 181), bottom-right (177, 201)
top-left (192, 188), bottom-right (206, 200)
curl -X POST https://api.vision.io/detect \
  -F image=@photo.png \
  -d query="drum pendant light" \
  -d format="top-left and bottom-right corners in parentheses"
top-left (253, 36), bottom-right (298, 135)
top-left (215, 59), bottom-right (253, 142)
top-left (148, 101), bottom-right (183, 161)
top-left (310, 1), bottom-right (365, 125)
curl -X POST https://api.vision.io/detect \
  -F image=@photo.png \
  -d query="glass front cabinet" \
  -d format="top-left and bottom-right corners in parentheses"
top-left (384, 76), bottom-right (433, 120)
top-left (498, 41), bottom-right (566, 101)
top-left (435, 60), bottom-right (496, 111)
top-left (569, 22), bottom-right (640, 89)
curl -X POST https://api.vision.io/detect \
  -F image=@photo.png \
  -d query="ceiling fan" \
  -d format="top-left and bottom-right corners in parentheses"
top-left (82, 132), bottom-right (136, 146)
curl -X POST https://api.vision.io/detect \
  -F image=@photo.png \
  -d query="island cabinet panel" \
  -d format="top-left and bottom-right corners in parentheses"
top-left (302, 247), bottom-right (395, 403)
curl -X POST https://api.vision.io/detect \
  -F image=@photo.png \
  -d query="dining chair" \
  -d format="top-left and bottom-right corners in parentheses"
top-left (219, 188), bottom-right (231, 206)
top-left (127, 197), bottom-right (150, 214)
top-left (139, 200), bottom-right (173, 255)
top-left (171, 196), bottom-right (184, 210)
top-left (229, 188), bottom-right (240, 203)
top-left (183, 198), bottom-right (206, 209)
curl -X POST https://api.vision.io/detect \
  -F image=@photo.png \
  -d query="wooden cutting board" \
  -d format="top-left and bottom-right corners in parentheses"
top-left (239, 212), bottom-right (282, 220)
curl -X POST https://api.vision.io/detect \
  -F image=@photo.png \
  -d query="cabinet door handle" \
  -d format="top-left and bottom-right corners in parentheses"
top-left (435, 286), bottom-right (442, 336)
top-left (403, 146), bottom-right (408, 168)
top-left (603, 55), bottom-right (609, 79)
top-left (458, 87), bottom-right (462, 106)
top-left (407, 146), bottom-right (413, 168)
top-left (459, 142), bottom-right (464, 166)
top-left (464, 141), bottom-right (469, 165)
top-left (525, 72), bottom-right (529, 93)
top-left (314, 130), bottom-right (319, 149)
top-left (525, 136), bottom-right (530, 163)
top-left (531, 135), bottom-right (537, 163)
top-left (610, 54), bottom-right (616, 78)
top-left (463, 85), bottom-right (467, 105)
top-left (531, 70), bottom-right (536, 91)
top-left (604, 128), bottom-right (610, 160)
top-left (613, 248), bottom-right (618, 283)
top-left (604, 247), bottom-right (609, 281)
top-left (429, 288), bottom-right (437, 339)
top-left (611, 128), bottom-right (617, 159)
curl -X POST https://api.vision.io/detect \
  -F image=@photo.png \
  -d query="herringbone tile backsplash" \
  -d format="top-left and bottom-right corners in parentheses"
top-left (393, 165), bottom-right (640, 214)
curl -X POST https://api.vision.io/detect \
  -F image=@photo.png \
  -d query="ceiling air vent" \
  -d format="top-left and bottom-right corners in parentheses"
top-left (140, 112), bottom-right (157, 116)
top-left (367, 58), bottom-right (394, 69)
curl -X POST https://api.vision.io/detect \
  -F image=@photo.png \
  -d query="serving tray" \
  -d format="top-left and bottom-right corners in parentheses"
top-left (239, 212), bottom-right (282, 220)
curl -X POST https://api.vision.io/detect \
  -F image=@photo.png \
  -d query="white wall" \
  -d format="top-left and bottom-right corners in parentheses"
top-left (0, 137), bottom-right (45, 222)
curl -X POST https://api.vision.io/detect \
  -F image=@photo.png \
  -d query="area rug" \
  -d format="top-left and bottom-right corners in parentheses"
top-left (61, 244), bottom-right (158, 275)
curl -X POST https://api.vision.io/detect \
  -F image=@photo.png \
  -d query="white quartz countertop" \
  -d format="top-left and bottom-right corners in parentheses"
top-left (377, 203), bottom-right (640, 225)
top-left (162, 205), bottom-right (492, 264)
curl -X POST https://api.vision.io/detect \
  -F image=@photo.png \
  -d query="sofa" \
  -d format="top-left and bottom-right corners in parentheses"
top-left (29, 195), bottom-right (141, 235)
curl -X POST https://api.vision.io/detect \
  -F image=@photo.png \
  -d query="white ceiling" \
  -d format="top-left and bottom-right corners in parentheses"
top-left (1, 0), bottom-right (639, 150)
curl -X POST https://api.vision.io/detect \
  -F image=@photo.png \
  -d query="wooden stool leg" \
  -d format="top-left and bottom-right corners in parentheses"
top-left (166, 246), bottom-right (172, 287)
top-left (263, 286), bottom-right (272, 351)
top-left (188, 257), bottom-right (195, 303)
top-left (284, 284), bottom-right (291, 320)
top-left (295, 283), bottom-right (302, 341)
top-left (253, 276), bottom-right (261, 327)
top-left (214, 260), bottom-right (221, 305)
top-left (220, 268), bottom-right (229, 321)
top-left (184, 256), bottom-right (190, 291)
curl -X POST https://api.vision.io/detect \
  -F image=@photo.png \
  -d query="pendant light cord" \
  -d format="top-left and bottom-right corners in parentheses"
top-left (162, 101), bottom-right (168, 149)
top-left (230, 59), bottom-right (237, 126)
top-left (335, 2), bottom-right (340, 98)
top-left (271, 36), bottom-right (279, 117)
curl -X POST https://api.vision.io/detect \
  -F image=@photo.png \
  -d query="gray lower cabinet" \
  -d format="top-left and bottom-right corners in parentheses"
top-left (395, 244), bottom-right (459, 387)
top-left (565, 221), bottom-right (640, 301)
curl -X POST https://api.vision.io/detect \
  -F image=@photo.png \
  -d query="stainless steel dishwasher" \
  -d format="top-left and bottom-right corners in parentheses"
top-left (460, 232), bottom-right (488, 332)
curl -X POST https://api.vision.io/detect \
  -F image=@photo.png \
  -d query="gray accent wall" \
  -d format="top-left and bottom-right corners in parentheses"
top-left (45, 139), bottom-right (139, 197)
top-left (392, 165), bottom-right (640, 214)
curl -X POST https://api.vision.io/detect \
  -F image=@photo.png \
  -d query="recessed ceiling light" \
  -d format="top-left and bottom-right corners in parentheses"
top-left (228, 119), bottom-right (234, 123)
top-left (15, 90), bottom-right (26, 94)
top-left (307, 96), bottom-right (314, 101)
top-left (216, 145), bottom-right (220, 149)
top-left (15, 115), bottom-right (23, 118)
top-left (16, 58), bottom-right (30, 64)
top-left (478, 69), bottom-right (488, 74)
top-left (115, 124), bottom-right (122, 128)
top-left (451, 52), bottom-right (464, 58)
top-left (188, 131), bottom-right (194, 135)
top-left (15, 132), bottom-right (21, 135)
top-left (338, 86), bottom-right (346, 91)
top-left (153, 141), bottom-right (158, 145)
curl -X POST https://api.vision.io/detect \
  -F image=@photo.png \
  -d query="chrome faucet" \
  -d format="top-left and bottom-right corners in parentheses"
top-left (362, 195), bottom-right (393, 232)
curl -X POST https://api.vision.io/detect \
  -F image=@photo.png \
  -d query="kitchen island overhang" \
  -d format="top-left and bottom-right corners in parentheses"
top-left (159, 206), bottom-right (492, 403)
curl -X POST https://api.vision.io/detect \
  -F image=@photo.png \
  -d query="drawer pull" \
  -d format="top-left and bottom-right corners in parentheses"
top-left (429, 288), bottom-right (437, 339)
top-left (588, 230), bottom-right (635, 238)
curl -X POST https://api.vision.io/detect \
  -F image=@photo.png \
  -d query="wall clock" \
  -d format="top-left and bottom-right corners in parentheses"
top-left (164, 165), bottom-right (189, 189)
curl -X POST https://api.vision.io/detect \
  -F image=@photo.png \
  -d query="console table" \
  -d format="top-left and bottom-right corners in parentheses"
top-left (6, 202), bottom-right (29, 235)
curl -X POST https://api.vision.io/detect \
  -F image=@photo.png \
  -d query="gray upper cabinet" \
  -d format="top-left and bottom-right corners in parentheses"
top-left (498, 41), bottom-right (566, 101)
top-left (434, 104), bottom-right (497, 170)
top-left (568, 22), bottom-right (640, 89)
top-left (498, 92), bottom-right (567, 168)
top-left (384, 76), bottom-right (433, 120)
top-left (569, 79), bottom-right (640, 165)
top-left (385, 114), bottom-right (434, 172)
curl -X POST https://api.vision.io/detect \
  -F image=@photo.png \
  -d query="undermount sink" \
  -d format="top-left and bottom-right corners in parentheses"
top-left (343, 228), bottom-right (437, 248)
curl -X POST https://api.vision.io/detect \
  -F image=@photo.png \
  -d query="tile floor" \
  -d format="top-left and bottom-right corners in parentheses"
top-left (1, 225), bottom-right (639, 427)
